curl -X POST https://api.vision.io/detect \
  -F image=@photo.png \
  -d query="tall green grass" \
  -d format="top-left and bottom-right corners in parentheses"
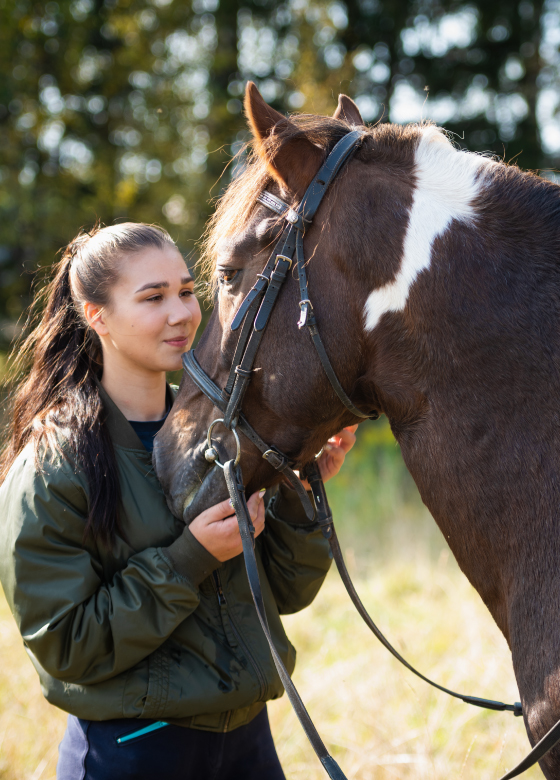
top-left (0, 416), bottom-right (541, 779)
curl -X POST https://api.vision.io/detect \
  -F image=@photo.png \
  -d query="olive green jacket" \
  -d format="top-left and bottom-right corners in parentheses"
top-left (0, 387), bottom-right (332, 731)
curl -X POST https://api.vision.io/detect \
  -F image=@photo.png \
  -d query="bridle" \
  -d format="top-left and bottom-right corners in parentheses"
top-left (182, 130), bottom-right (560, 779)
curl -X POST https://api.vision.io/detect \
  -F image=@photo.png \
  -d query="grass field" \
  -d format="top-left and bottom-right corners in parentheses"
top-left (0, 420), bottom-right (543, 779)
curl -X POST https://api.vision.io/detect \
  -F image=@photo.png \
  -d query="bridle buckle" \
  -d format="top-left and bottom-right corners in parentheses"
top-left (274, 254), bottom-right (293, 270)
top-left (262, 449), bottom-right (288, 471)
top-left (298, 299), bottom-right (313, 329)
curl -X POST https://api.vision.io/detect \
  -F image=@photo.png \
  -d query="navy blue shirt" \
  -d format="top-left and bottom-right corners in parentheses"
top-left (128, 386), bottom-right (173, 453)
top-left (129, 417), bottom-right (167, 453)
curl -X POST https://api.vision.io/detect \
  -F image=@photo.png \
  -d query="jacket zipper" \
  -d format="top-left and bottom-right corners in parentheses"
top-left (212, 570), bottom-right (267, 701)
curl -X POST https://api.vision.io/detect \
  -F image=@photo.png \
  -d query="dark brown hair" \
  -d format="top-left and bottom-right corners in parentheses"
top-left (0, 222), bottom-right (177, 545)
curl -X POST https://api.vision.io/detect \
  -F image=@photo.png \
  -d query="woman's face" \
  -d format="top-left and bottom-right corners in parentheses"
top-left (89, 245), bottom-right (202, 374)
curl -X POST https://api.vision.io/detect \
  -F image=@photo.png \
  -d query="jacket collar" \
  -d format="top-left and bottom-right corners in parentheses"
top-left (96, 377), bottom-right (176, 450)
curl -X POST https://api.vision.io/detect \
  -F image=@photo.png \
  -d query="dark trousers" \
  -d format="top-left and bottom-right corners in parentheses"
top-left (56, 707), bottom-right (286, 780)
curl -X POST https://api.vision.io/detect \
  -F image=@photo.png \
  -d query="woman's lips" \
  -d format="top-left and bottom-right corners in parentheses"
top-left (164, 336), bottom-right (189, 348)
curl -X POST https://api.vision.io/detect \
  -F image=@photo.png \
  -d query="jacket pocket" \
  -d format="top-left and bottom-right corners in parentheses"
top-left (141, 648), bottom-right (170, 719)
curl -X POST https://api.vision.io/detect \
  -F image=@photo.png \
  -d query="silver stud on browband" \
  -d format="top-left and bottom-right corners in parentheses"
top-left (286, 209), bottom-right (299, 224)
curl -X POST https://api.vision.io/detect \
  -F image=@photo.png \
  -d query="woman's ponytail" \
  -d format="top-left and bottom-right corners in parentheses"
top-left (0, 222), bottom-right (176, 545)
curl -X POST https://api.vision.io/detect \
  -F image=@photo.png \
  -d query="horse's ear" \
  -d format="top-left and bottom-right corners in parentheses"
top-left (244, 81), bottom-right (323, 198)
top-left (333, 94), bottom-right (364, 126)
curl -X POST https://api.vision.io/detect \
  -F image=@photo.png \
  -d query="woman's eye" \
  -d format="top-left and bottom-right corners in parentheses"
top-left (219, 269), bottom-right (239, 284)
top-left (146, 294), bottom-right (162, 302)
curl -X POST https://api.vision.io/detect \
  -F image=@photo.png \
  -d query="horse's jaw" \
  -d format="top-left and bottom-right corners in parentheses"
top-left (152, 436), bottom-right (227, 523)
top-left (180, 464), bottom-right (230, 524)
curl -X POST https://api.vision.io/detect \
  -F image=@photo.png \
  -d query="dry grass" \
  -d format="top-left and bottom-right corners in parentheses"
top-left (0, 594), bottom-right (66, 779)
top-left (270, 549), bottom-right (541, 780)
top-left (0, 541), bottom-right (542, 780)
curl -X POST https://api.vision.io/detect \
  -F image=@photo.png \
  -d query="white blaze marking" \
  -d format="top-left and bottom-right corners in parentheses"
top-left (364, 125), bottom-right (493, 332)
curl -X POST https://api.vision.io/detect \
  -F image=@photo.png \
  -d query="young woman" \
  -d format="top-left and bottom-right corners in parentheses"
top-left (0, 222), bottom-right (357, 780)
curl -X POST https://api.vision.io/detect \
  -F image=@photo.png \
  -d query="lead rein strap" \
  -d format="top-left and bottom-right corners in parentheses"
top-left (300, 464), bottom-right (560, 779)
top-left (223, 459), bottom-right (347, 780)
top-left (301, 461), bottom-right (522, 717)
top-left (499, 721), bottom-right (560, 780)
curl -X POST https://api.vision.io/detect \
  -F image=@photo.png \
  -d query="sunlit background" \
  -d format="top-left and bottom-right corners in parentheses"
top-left (0, 1), bottom-right (555, 778)
top-left (2, 0), bottom-right (560, 344)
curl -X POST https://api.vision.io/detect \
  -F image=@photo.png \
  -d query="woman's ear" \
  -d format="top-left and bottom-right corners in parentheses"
top-left (83, 302), bottom-right (109, 337)
top-left (244, 81), bottom-right (323, 199)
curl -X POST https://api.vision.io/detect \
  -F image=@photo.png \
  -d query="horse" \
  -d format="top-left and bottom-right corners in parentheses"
top-left (153, 82), bottom-right (560, 778)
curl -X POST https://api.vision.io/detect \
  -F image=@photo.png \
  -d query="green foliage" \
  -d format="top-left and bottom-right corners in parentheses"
top-left (1, 0), bottom-right (559, 350)
top-left (341, 0), bottom-right (545, 168)
top-left (326, 417), bottom-right (437, 556)
top-left (0, 0), bottom-right (258, 344)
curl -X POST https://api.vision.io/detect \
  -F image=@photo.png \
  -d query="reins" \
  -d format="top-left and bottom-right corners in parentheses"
top-left (182, 129), bottom-right (560, 779)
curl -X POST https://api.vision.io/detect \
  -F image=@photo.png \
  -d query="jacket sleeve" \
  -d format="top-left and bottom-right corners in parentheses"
top-left (0, 448), bottom-right (216, 686)
top-left (259, 483), bottom-right (332, 615)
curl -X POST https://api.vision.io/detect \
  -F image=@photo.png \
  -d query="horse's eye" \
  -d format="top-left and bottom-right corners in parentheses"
top-left (219, 269), bottom-right (239, 285)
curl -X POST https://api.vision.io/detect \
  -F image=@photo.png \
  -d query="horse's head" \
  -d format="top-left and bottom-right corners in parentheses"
top-left (153, 83), bottom-right (422, 521)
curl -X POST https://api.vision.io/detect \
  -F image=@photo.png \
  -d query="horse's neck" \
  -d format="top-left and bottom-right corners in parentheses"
top-left (374, 275), bottom-right (560, 645)
top-left (361, 186), bottom-right (560, 643)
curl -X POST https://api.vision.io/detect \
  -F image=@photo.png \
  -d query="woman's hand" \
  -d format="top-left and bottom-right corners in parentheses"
top-left (299, 424), bottom-right (359, 491)
top-left (189, 490), bottom-right (266, 562)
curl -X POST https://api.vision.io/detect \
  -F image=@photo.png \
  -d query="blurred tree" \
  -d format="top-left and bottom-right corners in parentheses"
top-left (0, 0), bottom-right (558, 350)
top-left (340, 0), bottom-right (546, 169)
top-left (237, 0), bottom-right (548, 169)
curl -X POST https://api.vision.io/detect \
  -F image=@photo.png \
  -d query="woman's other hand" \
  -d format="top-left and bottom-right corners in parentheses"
top-left (189, 490), bottom-right (266, 562)
top-left (299, 424), bottom-right (359, 491)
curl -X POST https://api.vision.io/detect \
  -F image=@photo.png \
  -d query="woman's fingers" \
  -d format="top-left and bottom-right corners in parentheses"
top-left (317, 447), bottom-right (344, 482)
top-left (198, 497), bottom-right (236, 524)
top-left (190, 489), bottom-right (267, 563)
top-left (326, 426), bottom-right (357, 454)
top-left (246, 489), bottom-right (266, 538)
top-left (314, 424), bottom-right (360, 483)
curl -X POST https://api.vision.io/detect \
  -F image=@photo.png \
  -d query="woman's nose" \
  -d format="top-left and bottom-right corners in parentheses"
top-left (168, 297), bottom-right (193, 325)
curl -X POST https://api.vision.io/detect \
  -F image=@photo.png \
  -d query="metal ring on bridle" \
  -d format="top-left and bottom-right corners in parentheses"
top-left (205, 418), bottom-right (241, 469)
